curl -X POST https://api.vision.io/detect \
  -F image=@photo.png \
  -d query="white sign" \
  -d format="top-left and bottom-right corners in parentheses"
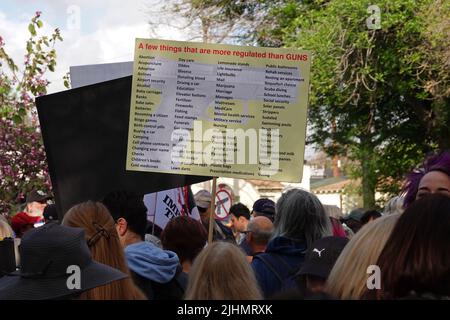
top-left (144, 186), bottom-right (200, 230)
top-left (215, 189), bottom-right (232, 220)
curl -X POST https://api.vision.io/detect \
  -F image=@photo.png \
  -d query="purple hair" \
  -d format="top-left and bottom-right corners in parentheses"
top-left (403, 150), bottom-right (450, 208)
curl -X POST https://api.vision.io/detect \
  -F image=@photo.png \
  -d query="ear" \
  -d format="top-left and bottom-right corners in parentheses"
top-left (116, 217), bottom-right (128, 237)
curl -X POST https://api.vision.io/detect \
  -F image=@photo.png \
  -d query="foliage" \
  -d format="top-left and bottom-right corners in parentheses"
top-left (261, 0), bottom-right (449, 207)
top-left (0, 12), bottom-right (63, 215)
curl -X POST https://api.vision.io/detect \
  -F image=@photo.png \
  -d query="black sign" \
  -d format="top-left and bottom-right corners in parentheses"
top-left (36, 76), bottom-right (210, 218)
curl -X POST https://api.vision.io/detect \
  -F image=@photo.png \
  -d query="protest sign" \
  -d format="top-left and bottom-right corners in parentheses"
top-left (69, 63), bottom-right (204, 226)
top-left (144, 186), bottom-right (200, 230)
top-left (70, 62), bottom-right (133, 88)
top-left (127, 39), bottom-right (311, 182)
top-left (36, 76), bottom-right (210, 217)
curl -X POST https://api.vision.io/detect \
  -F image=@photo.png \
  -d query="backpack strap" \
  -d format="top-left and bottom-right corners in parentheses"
top-left (254, 253), bottom-right (300, 286)
top-left (271, 254), bottom-right (298, 277)
top-left (254, 254), bottom-right (285, 285)
top-left (174, 268), bottom-right (188, 292)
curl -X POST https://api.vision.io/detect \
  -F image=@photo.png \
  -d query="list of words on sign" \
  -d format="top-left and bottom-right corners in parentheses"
top-left (126, 39), bottom-right (311, 183)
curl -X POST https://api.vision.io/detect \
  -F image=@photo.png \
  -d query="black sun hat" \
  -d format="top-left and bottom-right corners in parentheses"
top-left (0, 222), bottom-right (127, 300)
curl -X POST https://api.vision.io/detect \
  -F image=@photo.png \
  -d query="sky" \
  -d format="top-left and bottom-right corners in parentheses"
top-left (0, 0), bottom-right (316, 159)
top-left (0, 0), bottom-right (186, 93)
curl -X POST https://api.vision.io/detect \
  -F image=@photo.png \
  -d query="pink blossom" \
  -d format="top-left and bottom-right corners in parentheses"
top-left (35, 11), bottom-right (42, 18)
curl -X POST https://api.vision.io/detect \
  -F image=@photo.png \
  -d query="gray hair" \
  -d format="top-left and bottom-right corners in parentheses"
top-left (273, 188), bottom-right (332, 247)
top-left (383, 196), bottom-right (404, 215)
top-left (247, 220), bottom-right (273, 245)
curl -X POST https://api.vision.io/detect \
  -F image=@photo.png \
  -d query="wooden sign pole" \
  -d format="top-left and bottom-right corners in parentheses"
top-left (208, 177), bottom-right (218, 244)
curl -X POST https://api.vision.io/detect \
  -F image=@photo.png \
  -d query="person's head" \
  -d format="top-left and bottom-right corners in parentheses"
top-left (194, 190), bottom-right (212, 223)
top-left (229, 203), bottom-right (250, 233)
top-left (185, 241), bottom-right (262, 299)
top-left (10, 212), bottom-right (40, 238)
top-left (245, 216), bottom-right (273, 253)
top-left (383, 196), bottom-right (404, 215)
top-left (62, 201), bottom-right (146, 300)
top-left (101, 191), bottom-right (148, 247)
top-left (373, 194), bottom-right (450, 299)
top-left (360, 209), bottom-right (382, 225)
top-left (403, 150), bottom-right (450, 208)
top-left (160, 216), bottom-right (207, 272)
top-left (325, 213), bottom-right (400, 299)
top-left (273, 189), bottom-right (331, 247)
top-left (43, 204), bottom-right (58, 223)
top-left (252, 198), bottom-right (276, 222)
top-left (0, 223), bottom-right (128, 300)
top-left (24, 189), bottom-right (52, 218)
top-left (340, 208), bottom-right (364, 234)
top-left (296, 236), bottom-right (349, 294)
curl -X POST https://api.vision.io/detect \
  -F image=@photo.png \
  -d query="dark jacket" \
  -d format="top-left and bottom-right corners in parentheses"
top-left (239, 237), bottom-right (254, 256)
top-left (251, 236), bottom-right (307, 298)
top-left (203, 219), bottom-right (235, 243)
top-left (130, 267), bottom-right (187, 300)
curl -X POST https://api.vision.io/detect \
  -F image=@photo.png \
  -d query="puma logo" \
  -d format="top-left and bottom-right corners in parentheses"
top-left (313, 248), bottom-right (325, 257)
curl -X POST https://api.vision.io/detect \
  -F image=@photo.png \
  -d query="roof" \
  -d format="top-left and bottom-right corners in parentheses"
top-left (247, 179), bottom-right (284, 189)
top-left (310, 176), bottom-right (353, 194)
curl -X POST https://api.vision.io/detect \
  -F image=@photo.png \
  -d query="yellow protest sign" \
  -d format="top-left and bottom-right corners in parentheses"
top-left (126, 38), bottom-right (311, 182)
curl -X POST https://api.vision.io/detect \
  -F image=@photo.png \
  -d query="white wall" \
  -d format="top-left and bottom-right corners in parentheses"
top-left (316, 193), bottom-right (342, 208)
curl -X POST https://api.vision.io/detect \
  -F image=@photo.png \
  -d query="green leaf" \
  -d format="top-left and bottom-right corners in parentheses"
top-left (37, 20), bottom-right (43, 28)
top-left (18, 108), bottom-right (27, 117)
top-left (63, 80), bottom-right (70, 89)
top-left (13, 115), bottom-right (23, 124)
top-left (26, 42), bottom-right (32, 54)
top-left (48, 64), bottom-right (55, 72)
top-left (28, 23), bottom-right (36, 36)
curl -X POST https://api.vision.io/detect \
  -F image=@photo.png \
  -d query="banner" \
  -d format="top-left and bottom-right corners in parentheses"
top-left (144, 186), bottom-right (200, 230)
top-left (126, 39), bottom-right (311, 182)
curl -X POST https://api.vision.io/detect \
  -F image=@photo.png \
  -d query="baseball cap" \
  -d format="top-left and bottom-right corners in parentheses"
top-left (297, 236), bottom-right (349, 279)
top-left (252, 198), bottom-right (275, 213)
top-left (43, 204), bottom-right (58, 222)
top-left (341, 208), bottom-right (365, 223)
top-left (194, 190), bottom-right (212, 209)
top-left (26, 189), bottom-right (52, 204)
top-left (252, 198), bottom-right (275, 221)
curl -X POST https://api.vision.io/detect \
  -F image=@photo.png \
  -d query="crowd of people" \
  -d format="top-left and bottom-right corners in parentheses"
top-left (0, 151), bottom-right (449, 300)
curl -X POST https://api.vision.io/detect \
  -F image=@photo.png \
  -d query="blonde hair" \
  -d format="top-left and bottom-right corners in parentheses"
top-left (63, 201), bottom-right (146, 300)
top-left (325, 213), bottom-right (400, 299)
top-left (185, 242), bottom-right (262, 300)
top-left (0, 218), bottom-right (21, 266)
top-left (0, 218), bottom-right (14, 239)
